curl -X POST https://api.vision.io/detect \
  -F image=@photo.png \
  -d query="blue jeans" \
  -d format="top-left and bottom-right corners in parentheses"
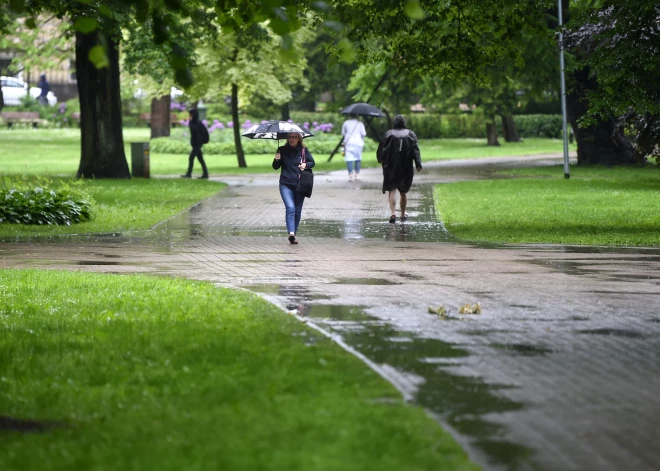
top-left (279, 183), bottom-right (305, 234)
top-left (347, 160), bottom-right (361, 174)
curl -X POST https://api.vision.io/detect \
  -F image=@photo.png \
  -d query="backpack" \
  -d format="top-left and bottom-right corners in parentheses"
top-left (379, 132), bottom-right (411, 171)
top-left (199, 124), bottom-right (210, 144)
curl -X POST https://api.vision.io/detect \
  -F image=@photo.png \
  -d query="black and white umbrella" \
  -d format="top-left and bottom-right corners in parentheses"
top-left (340, 102), bottom-right (385, 118)
top-left (242, 120), bottom-right (314, 140)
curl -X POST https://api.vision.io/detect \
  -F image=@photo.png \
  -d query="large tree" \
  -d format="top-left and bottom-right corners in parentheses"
top-left (565, 1), bottom-right (659, 164)
top-left (4, 0), bottom-right (324, 177)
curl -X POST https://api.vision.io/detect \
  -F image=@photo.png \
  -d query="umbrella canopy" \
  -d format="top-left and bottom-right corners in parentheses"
top-left (241, 120), bottom-right (314, 140)
top-left (340, 102), bottom-right (385, 118)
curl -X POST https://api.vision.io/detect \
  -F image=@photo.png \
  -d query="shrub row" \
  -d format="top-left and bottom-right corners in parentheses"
top-left (290, 112), bottom-right (565, 140)
top-left (0, 187), bottom-right (93, 225)
top-left (150, 131), bottom-right (376, 155)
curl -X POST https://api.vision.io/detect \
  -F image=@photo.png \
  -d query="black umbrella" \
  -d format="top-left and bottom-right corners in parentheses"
top-left (341, 102), bottom-right (385, 118)
top-left (241, 120), bottom-right (314, 140)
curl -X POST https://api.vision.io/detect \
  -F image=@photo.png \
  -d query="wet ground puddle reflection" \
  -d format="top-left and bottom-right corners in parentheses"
top-left (244, 282), bottom-right (531, 470)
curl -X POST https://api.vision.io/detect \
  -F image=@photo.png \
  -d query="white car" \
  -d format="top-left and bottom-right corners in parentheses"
top-left (1, 76), bottom-right (58, 106)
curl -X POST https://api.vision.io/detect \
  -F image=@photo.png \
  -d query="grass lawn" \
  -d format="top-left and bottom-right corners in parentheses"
top-left (0, 128), bottom-right (574, 176)
top-left (0, 269), bottom-right (478, 471)
top-left (434, 165), bottom-right (660, 246)
top-left (0, 177), bottom-right (223, 239)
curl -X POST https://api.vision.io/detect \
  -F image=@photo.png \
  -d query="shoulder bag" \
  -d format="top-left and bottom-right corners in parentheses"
top-left (295, 147), bottom-right (314, 198)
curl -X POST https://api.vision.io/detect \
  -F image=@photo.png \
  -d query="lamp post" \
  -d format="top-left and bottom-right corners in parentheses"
top-left (559, 0), bottom-right (570, 179)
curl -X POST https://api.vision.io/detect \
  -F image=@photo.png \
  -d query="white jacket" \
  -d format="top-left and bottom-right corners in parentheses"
top-left (341, 119), bottom-right (366, 147)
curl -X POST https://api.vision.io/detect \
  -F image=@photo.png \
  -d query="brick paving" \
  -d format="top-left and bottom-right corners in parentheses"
top-left (2, 154), bottom-right (659, 471)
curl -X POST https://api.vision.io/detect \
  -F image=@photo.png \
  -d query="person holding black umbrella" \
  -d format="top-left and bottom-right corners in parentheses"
top-left (341, 113), bottom-right (367, 181)
top-left (273, 132), bottom-right (315, 244)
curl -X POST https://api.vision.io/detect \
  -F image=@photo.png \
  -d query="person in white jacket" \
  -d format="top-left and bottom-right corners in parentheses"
top-left (341, 114), bottom-right (367, 181)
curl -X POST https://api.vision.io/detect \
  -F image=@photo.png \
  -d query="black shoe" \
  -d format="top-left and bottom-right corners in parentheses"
top-left (198, 174), bottom-right (209, 179)
top-left (388, 215), bottom-right (396, 224)
top-left (401, 214), bottom-right (409, 222)
top-left (180, 174), bottom-right (192, 178)
top-left (288, 234), bottom-right (298, 244)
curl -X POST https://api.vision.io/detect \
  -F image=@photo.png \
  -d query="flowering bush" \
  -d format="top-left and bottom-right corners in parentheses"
top-left (170, 101), bottom-right (187, 111)
top-left (49, 100), bottom-right (79, 128)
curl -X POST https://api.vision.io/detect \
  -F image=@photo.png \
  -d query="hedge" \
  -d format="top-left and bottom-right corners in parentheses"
top-left (289, 112), bottom-right (564, 140)
top-left (150, 129), bottom-right (377, 155)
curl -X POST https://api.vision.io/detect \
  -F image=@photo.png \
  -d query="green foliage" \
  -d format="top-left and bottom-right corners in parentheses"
top-left (331, 0), bottom-right (554, 85)
top-left (0, 176), bottom-right (223, 238)
top-left (513, 115), bottom-right (564, 139)
top-left (0, 185), bottom-right (93, 225)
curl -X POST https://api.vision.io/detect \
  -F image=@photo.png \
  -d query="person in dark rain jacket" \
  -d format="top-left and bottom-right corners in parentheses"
top-left (376, 114), bottom-right (422, 223)
top-left (181, 108), bottom-right (209, 179)
top-left (272, 132), bottom-right (315, 244)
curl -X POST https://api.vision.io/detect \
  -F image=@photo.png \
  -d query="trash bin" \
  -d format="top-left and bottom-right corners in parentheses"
top-left (131, 142), bottom-right (150, 178)
top-left (197, 104), bottom-right (207, 122)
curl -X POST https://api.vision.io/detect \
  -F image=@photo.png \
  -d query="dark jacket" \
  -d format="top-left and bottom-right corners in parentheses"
top-left (37, 75), bottom-right (50, 98)
top-left (376, 115), bottom-right (422, 194)
top-left (272, 144), bottom-right (315, 186)
top-left (189, 109), bottom-right (205, 148)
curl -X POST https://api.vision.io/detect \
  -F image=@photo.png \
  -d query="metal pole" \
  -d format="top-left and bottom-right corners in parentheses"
top-left (559, 0), bottom-right (570, 179)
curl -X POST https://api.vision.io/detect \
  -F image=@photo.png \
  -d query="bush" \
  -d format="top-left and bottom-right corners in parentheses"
top-left (513, 114), bottom-right (563, 138)
top-left (0, 186), bottom-right (93, 225)
top-left (150, 128), bottom-right (375, 155)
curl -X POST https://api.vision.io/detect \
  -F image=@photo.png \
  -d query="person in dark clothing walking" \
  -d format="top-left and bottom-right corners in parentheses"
top-left (37, 74), bottom-right (50, 106)
top-left (376, 114), bottom-right (422, 223)
top-left (272, 132), bottom-right (315, 244)
top-left (181, 108), bottom-right (209, 179)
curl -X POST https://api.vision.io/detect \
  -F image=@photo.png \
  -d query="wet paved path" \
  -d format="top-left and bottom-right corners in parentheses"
top-left (2, 155), bottom-right (660, 471)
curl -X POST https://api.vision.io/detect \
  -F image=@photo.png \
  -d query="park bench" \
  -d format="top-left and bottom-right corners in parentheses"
top-left (0, 111), bottom-right (45, 128)
top-left (140, 112), bottom-right (180, 127)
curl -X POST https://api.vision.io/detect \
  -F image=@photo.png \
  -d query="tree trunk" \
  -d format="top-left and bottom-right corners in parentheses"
top-left (150, 94), bottom-right (171, 139)
top-left (231, 82), bottom-right (247, 168)
top-left (281, 102), bottom-right (290, 121)
top-left (75, 30), bottom-right (130, 178)
top-left (501, 115), bottom-right (521, 142)
top-left (486, 121), bottom-right (500, 146)
top-left (566, 67), bottom-right (634, 165)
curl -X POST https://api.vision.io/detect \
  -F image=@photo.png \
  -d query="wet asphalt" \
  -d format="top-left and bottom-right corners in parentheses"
top-left (1, 154), bottom-right (659, 471)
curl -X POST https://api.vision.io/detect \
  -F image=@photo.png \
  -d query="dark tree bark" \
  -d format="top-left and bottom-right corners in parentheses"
top-left (0, 86), bottom-right (4, 113)
top-left (566, 67), bottom-right (634, 165)
top-left (486, 121), bottom-right (500, 146)
top-left (75, 30), bottom-right (130, 178)
top-left (150, 94), bottom-right (171, 139)
top-left (501, 115), bottom-right (521, 142)
top-left (560, 0), bottom-right (634, 165)
top-left (231, 82), bottom-right (247, 168)
top-left (280, 102), bottom-right (290, 121)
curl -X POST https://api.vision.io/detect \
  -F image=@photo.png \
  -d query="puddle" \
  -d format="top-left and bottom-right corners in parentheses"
top-left (76, 261), bottom-right (121, 266)
top-left (330, 321), bottom-right (530, 469)
top-left (490, 343), bottom-right (553, 356)
top-left (241, 283), bottom-right (333, 302)
top-left (578, 328), bottom-right (645, 338)
top-left (331, 278), bottom-right (402, 286)
top-left (300, 304), bottom-right (377, 321)
top-left (0, 416), bottom-right (64, 433)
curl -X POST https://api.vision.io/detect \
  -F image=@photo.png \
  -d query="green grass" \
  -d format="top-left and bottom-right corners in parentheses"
top-left (0, 269), bottom-right (478, 471)
top-left (434, 165), bottom-right (660, 246)
top-left (0, 128), bottom-right (574, 176)
top-left (0, 177), bottom-right (223, 239)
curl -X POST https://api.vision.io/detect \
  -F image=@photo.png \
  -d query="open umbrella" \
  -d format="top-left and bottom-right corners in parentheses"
top-left (340, 102), bottom-right (385, 118)
top-left (327, 103), bottom-right (385, 162)
top-left (241, 120), bottom-right (314, 140)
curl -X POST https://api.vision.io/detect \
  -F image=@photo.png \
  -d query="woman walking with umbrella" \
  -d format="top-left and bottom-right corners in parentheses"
top-left (273, 132), bottom-right (315, 244)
